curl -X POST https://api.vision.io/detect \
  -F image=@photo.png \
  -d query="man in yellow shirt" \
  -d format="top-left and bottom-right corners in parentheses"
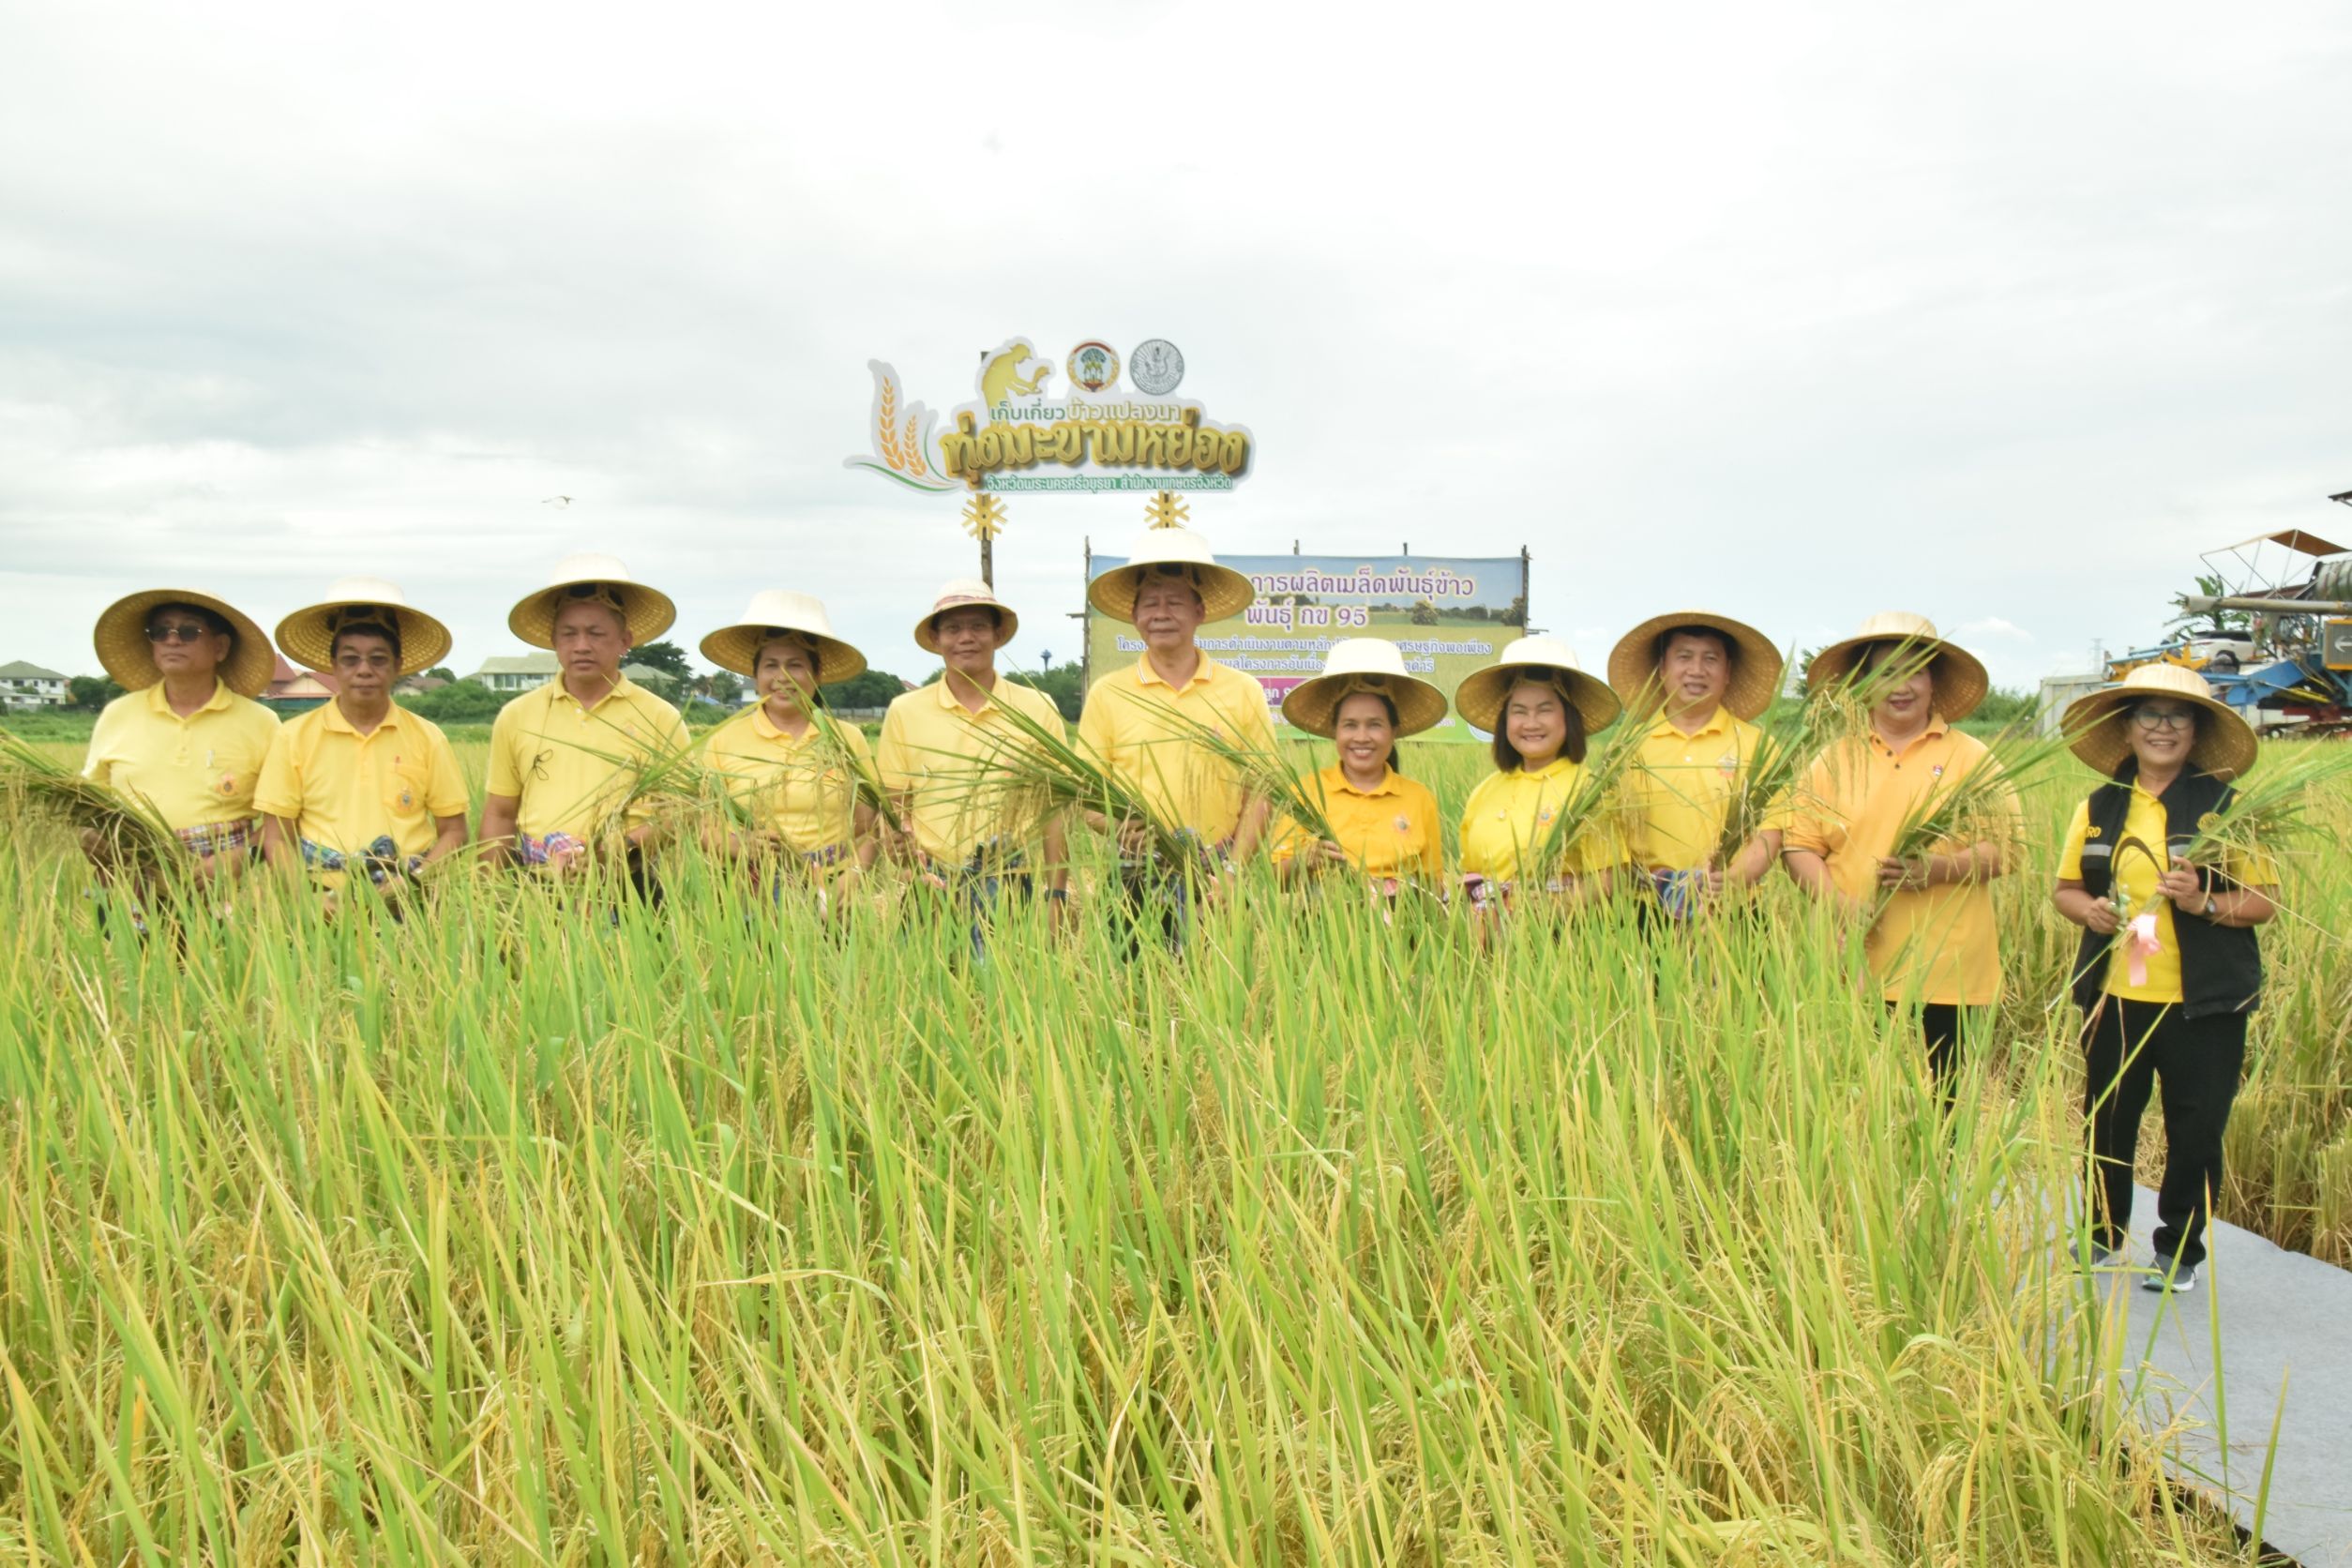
top-left (877, 580), bottom-right (1069, 946)
top-left (481, 554), bottom-right (690, 884)
top-left (698, 590), bottom-right (880, 884)
top-left (82, 587), bottom-right (280, 883)
top-left (1782, 612), bottom-right (2013, 1085)
top-left (1607, 611), bottom-right (1785, 920)
top-left (255, 580), bottom-right (469, 893)
top-left (1078, 517), bottom-right (1272, 947)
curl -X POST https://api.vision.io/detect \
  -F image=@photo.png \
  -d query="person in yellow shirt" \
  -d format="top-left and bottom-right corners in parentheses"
top-left (697, 590), bottom-right (879, 887)
top-left (255, 579), bottom-right (469, 894)
top-left (1781, 611), bottom-right (2013, 1085)
top-left (2053, 663), bottom-right (2275, 1292)
top-left (876, 580), bottom-right (1070, 946)
top-left (1078, 518), bottom-right (1273, 948)
top-left (481, 554), bottom-right (691, 884)
top-left (1451, 636), bottom-right (1625, 914)
top-left (82, 587), bottom-right (280, 885)
top-left (1606, 611), bottom-right (1785, 920)
top-left (1270, 639), bottom-right (1446, 897)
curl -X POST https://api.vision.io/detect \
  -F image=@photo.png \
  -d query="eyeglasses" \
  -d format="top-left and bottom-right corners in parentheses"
top-left (2131, 707), bottom-right (2195, 731)
top-left (145, 623), bottom-right (213, 643)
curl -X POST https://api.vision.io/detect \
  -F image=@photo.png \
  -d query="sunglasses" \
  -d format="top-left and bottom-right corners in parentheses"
top-left (145, 623), bottom-right (216, 643)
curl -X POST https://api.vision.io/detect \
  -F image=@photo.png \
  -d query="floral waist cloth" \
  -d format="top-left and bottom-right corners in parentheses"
top-left (173, 818), bottom-right (258, 857)
top-left (301, 836), bottom-right (423, 883)
top-left (517, 831), bottom-right (584, 867)
top-left (1460, 872), bottom-right (1575, 911)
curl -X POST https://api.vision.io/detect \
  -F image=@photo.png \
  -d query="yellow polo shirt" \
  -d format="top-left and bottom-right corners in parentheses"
top-left (1269, 764), bottom-right (1444, 880)
top-left (2056, 783), bottom-right (2277, 1004)
top-left (1457, 756), bottom-right (1626, 884)
top-left (485, 675), bottom-right (691, 839)
top-left (875, 675), bottom-right (1067, 864)
top-left (1077, 654), bottom-right (1277, 843)
top-left (1622, 707), bottom-right (1765, 871)
top-left (1782, 720), bottom-right (2015, 1006)
top-left (701, 705), bottom-right (870, 853)
top-left (253, 701), bottom-right (469, 873)
top-left (83, 680), bottom-right (279, 832)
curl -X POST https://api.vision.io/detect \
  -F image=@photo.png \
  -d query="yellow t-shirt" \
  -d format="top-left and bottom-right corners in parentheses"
top-left (1077, 653), bottom-right (1277, 843)
top-left (1456, 756), bottom-right (1626, 885)
top-left (485, 675), bottom-right (692, 839)
top-left (253, 701), bottom-right (469, 874)
top-left (1269, 763), bottom-right (1444, 880)
top-left (700, 705), bottom-right (869, 853)
top-left (874, 675), bottom-right (1068, 864)
top-left (1622, 707), bottom-right (1765, 871)
top-left (83, 680), bottom-right (280, 833)
top-left (2056, 782), bottom-right (2278, 1004)
top-left (1781, 720), bottom-right (2016, 1006)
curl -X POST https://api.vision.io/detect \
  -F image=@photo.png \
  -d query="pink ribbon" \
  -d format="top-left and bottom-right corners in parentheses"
top-left (2125, 912), bottom-right (2163, 988)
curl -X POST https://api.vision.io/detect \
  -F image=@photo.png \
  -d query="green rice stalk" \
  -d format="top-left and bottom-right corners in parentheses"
top-left (0, 724), bottom-right (182, 870)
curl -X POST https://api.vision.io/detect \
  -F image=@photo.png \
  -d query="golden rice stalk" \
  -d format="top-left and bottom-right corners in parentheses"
top-left (2175, 745), bottom-right (2352, 876)
top-left (0, 726), bottom-right (181, 870)
top-left (1523, 731), bottom-right (1646, 886)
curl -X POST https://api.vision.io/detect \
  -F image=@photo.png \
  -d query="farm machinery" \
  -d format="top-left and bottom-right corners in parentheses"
top-left (2112, 491), bottom-right (2352, 736)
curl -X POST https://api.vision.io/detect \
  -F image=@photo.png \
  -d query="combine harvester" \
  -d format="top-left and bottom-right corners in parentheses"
top-left (2106, 490), bottom-right (2352, 737)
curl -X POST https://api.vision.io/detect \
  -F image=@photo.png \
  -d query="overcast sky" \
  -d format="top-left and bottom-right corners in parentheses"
top-left (3, 1), bottom-right (2347, 692)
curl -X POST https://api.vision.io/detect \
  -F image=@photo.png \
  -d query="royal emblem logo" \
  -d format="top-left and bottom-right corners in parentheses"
top-left (1129, 339), bottom-right (1184, 394)
top-left (1067, 340), bottom-right (1120, 393)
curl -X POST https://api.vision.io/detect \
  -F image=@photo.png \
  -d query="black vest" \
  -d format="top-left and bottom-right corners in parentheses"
top-left (2068, 763), bottom-right (2263, 1018)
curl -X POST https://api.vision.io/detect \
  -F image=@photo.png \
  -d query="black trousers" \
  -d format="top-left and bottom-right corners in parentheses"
top-left (1887, 1001), bottom-right (1974, 1089)
top-left (2081, 996), bottom-right (2248, 1270)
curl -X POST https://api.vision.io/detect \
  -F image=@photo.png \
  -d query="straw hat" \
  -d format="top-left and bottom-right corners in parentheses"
top-left (1280, 638), bottom-right (1448, 739)
top-left (1086, 525), bottom-right (1255, 623)
top-left (2062, 663), bottom-right (2257, 781)
top-left (1606, 611), bottom-right (1784, 721)
top-left (1454, 636), bottom-right (1622, 737)
top-left (93, 588), bottom-right (275, 698)
top-left (700, 591), bottom-right (867, 684)
top-left (913, 579), bottom-right (1020, 655)
top-left (274, 577), bottom-right (453, 677)
top-left (507, 552), bottom-right (677, 650)
top-left (1804, 611), bottom-right (1990, 722)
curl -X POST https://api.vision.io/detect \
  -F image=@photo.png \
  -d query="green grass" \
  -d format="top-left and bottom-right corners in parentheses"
top-left (1, 730), bottom-right (2344, 1560)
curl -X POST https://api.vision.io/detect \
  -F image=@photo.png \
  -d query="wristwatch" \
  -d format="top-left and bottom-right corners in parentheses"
top-left (2202, 896), bottom-right (2219, 919)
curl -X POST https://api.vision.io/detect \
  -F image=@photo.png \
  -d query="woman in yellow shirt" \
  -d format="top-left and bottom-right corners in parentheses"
top-left (2053, 663), bottom-right (2274, 1293)
top-left (1451, 636), bottom-right (1625, 914)
top-left (698, 591), bottom-right (879, 889)
top-left (1270, 639), bottom-right (1445, 897)
top-left (82, 587), bottom-right (280, 884)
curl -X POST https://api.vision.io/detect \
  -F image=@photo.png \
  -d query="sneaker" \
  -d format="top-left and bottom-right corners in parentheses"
top-left (2142, 1264), bottom-right (2196, 1294)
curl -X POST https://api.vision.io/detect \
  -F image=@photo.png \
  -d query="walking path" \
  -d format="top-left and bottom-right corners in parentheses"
top-left (2100, 1184), bottom-right (2352, 1566)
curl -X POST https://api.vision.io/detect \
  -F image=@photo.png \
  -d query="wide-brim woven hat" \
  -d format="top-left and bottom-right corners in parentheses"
top-left (700, 590), bottom-right (867, 683)
top-left (274, 577), bottom-right (454, 677)
top-left (1280, 638), bottom-right (1448, 738)
top-left (93, 588), bottom-right (275, 698)
top-left (1086, 525), bottom-right (1255, 623)
top-left (914, 579), bottom-right (1020, 655)
top-left (1606, 610), bottom-right (1784, 721)
top-left (1805, 611), bottom-right (1990, 722)
top-left (507, 552), bottom-right (677, 650)
top-left (1454, 635), bottom-right (1622, 737)
top-left (2062, 661), bottom-right (2258, 781)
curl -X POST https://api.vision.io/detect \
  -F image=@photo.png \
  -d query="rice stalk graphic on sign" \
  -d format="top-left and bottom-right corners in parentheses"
top-left (842, 361), bottom-right (957, 493)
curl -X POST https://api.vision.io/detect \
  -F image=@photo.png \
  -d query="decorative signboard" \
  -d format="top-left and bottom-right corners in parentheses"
top-left (1083, 551), bottom-right (1530, 742)
top-left (846, 338), bottom-right (1255, 496)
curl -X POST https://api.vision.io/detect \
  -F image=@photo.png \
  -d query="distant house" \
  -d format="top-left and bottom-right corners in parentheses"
top-left (264, 655), bottom-right (337, 715)
top-left (0, 660), bottom-right (70, 708)
top-left (466, 654), bottom-right (675, 694)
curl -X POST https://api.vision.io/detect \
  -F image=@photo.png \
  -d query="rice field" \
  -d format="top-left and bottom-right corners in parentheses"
top-left (2, 725), bottom-right (2346, 1563)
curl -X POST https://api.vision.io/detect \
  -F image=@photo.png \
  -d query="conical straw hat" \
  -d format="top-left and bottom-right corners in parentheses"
top-left (1804, 611), bottom-right (1990, 722)
top-left (913, 580), bottom-right (1020, 655)
top-left (507, 552), bottom-right (677, 650)
top-left (1280, 638), bottom-right (1448, 738)
top-left (2062, 661), bottom-right (2257, 781)
top-left (274, 577), bottom-right (453, 677)
top-left (1606, 611), bottom-right (1783, 721)
top-left (700, 591), bottom-right (867, 683)
top-left (1453, 635), bottom-right (1621, 737)
top-left (93, 588), bottom-right (275, 698)
top-left (1087, 525), bottom-right (1255, 623)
